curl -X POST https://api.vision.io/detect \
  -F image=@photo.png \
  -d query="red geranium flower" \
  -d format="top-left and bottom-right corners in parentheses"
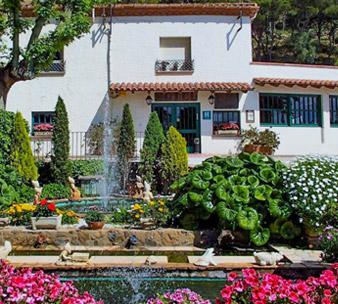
top-left (47, 204), bottom-right (56, 211)
top-left (40, 199), bottom-right (48, 206)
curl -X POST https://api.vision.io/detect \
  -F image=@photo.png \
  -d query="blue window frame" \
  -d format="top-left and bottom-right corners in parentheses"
top-left (32, 112), bottom-right (54, 132)
top-left (330, 96), bottom-right (338, 126)
top-left (260, 94), bottom-right (321, 127)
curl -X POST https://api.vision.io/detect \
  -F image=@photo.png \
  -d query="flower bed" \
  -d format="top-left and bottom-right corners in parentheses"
top-left (0, 260), bottom-right (102, 303)
top-left (146, 288), bottom-right (211, 304)
top-left (216, 266), bottom-right (338, 304)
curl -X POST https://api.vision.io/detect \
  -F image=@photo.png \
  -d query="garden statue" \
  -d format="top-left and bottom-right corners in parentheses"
top-left (34, 233), bottom-right (46, 248)
top-left (0, 241), bottom-right (12, 260)
top-left (194, 248), bottom-right (217, 267)
top-left (68, 177), bottom-right (82, 201)
top-left (145, 255), bottom-right (158, 265)
top-left (56, 242), bottom-right (90, 265)
top-left (32, 180), bottom-right (43, 202)
top-left (253, 252), bottom-right (284, 266)
top-left (143, 181), bottom-right (154, 203)
top-left (133, 175), bottom-right (144, 199)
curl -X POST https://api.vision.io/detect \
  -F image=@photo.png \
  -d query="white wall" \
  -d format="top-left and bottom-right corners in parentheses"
top-left (5, 15), bottom-right (338, 156)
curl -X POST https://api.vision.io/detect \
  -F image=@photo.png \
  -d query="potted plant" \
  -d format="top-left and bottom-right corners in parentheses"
top-left (214, 122), bottom-right (240, 136)
top-left (31, 199), bottom-right (62, 230)
top-left (85, 209), bottom-right (106, 230)
top-left (33, 123), bottom-right (54, 136)
top-left (240, 126), bottom-right (280, 155)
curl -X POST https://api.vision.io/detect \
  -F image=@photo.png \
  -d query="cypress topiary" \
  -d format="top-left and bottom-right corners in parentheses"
top-left (116, 103), bottom-right (136, 191)
top-left (10, 112), bottom-right (38, 182)
top-left (159, 126), bottom-right (188, 194)
top-left (0, 110), bottom-right (15, 166)
top-left (139, 111), bottom-right (165, 185)
top-left (51, 96), bottom-right (72, 185)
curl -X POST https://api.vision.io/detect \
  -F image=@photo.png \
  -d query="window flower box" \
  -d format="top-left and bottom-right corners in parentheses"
top-left (33, 123), bottom-right (53, 136)
top-left (214, 122), bottom-right (240, 136)
top-left (31, 215), bottom-right (62, 230)
top-left (216, 130), bottom-right (240, 136)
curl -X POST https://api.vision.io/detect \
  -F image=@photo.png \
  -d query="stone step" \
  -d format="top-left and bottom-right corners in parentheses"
top-left (188, 255), bottom-right (255, 265)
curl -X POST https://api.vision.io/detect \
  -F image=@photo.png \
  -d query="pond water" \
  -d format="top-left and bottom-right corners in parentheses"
top-left (62, 273), bottom-right (225, 304)
top-left (56, 199), bottom-right (137, 213)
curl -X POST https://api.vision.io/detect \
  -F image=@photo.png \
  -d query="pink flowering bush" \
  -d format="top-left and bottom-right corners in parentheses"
top-left (146, 288), bottom-right (211, 304)
top-left (319, 226), bottom-right (338, 263)
top-left (0, 260), bottom-right (103, 303)
top-left (216, 265), bottom-right (338, 304)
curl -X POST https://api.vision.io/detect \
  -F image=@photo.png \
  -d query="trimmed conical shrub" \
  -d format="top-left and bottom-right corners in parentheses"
top-left (116, 103), bottom-right (136, 191)
top-left (139, 111), bottom-right (165, 185)
top-left (11, 112), bottom-right (38, 182)
top-left (51, 96), bottom-right (72, 185)
top-left (160, 126), bottom-right (188, 194)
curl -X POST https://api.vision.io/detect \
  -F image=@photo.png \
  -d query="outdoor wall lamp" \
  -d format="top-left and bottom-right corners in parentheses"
top-left (146, 94), bottom-right (153, 105)
top-left (208, 94), bottom-right (215, 105)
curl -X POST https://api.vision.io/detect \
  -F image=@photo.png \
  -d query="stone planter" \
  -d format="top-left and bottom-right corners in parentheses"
top-left (140, 217), bottom-right (157, 230)
top-left (0, 218), bottom-right (10, 227)
top-left (31, 215), bottom-right (62, 230)
top-left (33, 131), bottom-right (52, 137)
top-left (243, 144), bottom-right (273, 155)
top-left (87, 221), bottom-right (106, 230)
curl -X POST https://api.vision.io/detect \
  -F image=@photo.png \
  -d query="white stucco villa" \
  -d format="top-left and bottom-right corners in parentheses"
top-left (6, 3), bottom-right (338, 160)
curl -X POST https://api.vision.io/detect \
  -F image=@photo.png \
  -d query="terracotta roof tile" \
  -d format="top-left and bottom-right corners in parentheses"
top-left (254, 78), bottom-right (338, 89)
top-left (110, 82), bottom-right (254, 93)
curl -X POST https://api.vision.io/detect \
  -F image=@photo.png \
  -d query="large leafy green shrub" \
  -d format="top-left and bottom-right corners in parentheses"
top-left (139, 112), bottom-right (165, 185)
top-left (171, 153), bottom-right (297, 246)
top-left (116, 104), bottom-right (136, 191)
top-left (160, 126), bottom-right (188, 194)
top-left (10, 112), bottom-right (38, 182)
top-left (0, 110), bottom-right (15, 166)
top-left (41, 183), bottom-right (70, 200)
top-left (284, 155), bottom-right (338, 229)
top-left (51, 96), bottom-right (72, 185)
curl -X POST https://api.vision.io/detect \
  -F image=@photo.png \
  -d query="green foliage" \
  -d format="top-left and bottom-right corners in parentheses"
top-left (0, 110), bottom-right (15, 166)
top-left (109, 207), bottom-right (133, 225)
top-left (159, 126), bottom-right (188, 194)
top-left (51, 96), bottom-right (72, 185)
top-left (320, 202), bottom-right (338, 228)
top-left (41, 183), bottom-right (70, 200)
top-left (0, 180), bottom-right (20, 211)
top-left (10, 112), bottom-right (38, 182)
top-left (240, 126), bottom-right (280, 153)
top-left (139, 112), bottom-right (165, 185)
top-left (171, 153), bottom-right (298, 246)
top-left (70, 160), bottom-right (104, 181)
top-left (0, 0), bottom-right (92, 108)
top-left (85, 210), bottom-right (105, 223)
top-left (320, 227), bottom-right (338, 263)
top-left (116, 104), bottom-right (136, 191)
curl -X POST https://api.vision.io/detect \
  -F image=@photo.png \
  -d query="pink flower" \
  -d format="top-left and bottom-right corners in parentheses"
top-left (228, 272), bottom-right (238, 281)
top-left (322, 299), bottom-right (331, 304)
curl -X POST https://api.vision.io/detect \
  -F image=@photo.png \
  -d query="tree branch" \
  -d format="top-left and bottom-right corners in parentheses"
top-left (12, 7), bottom-right (20, 69)
top-left (26, 16), bottom-right (46, 51)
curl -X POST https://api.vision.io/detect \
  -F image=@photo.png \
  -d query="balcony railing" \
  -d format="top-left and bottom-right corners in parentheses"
top-left (155, 59), bottom-right (194, 72)
top-left (42, 60), bottom-right (66, 73)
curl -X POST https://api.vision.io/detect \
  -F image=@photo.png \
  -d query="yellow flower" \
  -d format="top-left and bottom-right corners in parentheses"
top-left (149, 201), bottom-right (155, 206)
top-left (134, 203), bottom-right (142, 210)
top-left (135, 214), bottom-right (140, 219)
top-left (139, 209), bottom-right (144, 213)
top-left (158, 208), bottom-right (163, 212)
top-left (165, 210), bottom-right (169, 213)
top-left (159, 201), bottom-right (165, 206)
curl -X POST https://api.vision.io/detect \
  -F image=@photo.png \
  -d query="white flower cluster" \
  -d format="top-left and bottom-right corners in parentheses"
top-left (283, 155), bottom-right (338, 228)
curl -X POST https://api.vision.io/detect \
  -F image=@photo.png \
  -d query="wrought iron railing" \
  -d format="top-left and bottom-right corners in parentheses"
top-left (155, 59), bottom-right (194, 72)
top-left (42, 60), bottom-right (66, 73)
top-left (30, 131), bottom-right (144, 160)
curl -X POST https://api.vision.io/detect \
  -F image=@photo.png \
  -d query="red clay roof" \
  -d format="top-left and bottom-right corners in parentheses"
top-left (254, 78), bottom-right (338, 89)
top-left (20, 3), bottom-right (259, 18)
top-left (110, 82), bottom-right (254, 93)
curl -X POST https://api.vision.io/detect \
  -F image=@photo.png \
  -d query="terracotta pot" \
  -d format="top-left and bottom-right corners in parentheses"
top-left (243, 144), bottom-right (273, 155)
top-left (87, 221), bottom-right (106, 230)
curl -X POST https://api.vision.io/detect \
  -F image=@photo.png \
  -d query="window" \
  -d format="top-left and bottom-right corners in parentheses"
top-left (330, 96), bottom-right (338, 126)
top-left (43, 50), bottom-right (65, 73)
top-left (213, 111), bottom-right (240, 134)
top-left (260, 94), bottom-right (321, 126)
top-left (155, 37), bottom-right (194, 72)
top-left (215, 93), bottom-right (239, 109)
top-left (32, 112), bottom-right (54, 132)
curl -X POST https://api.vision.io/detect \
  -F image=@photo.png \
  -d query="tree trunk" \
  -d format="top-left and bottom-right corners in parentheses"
top-left (0, 68), bottom-right (18, 110)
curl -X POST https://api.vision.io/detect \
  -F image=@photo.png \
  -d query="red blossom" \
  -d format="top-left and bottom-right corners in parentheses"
top-left (40, 199), bottom-right (48, 206)
top-left (47, 204), bottom-right (56, 211)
